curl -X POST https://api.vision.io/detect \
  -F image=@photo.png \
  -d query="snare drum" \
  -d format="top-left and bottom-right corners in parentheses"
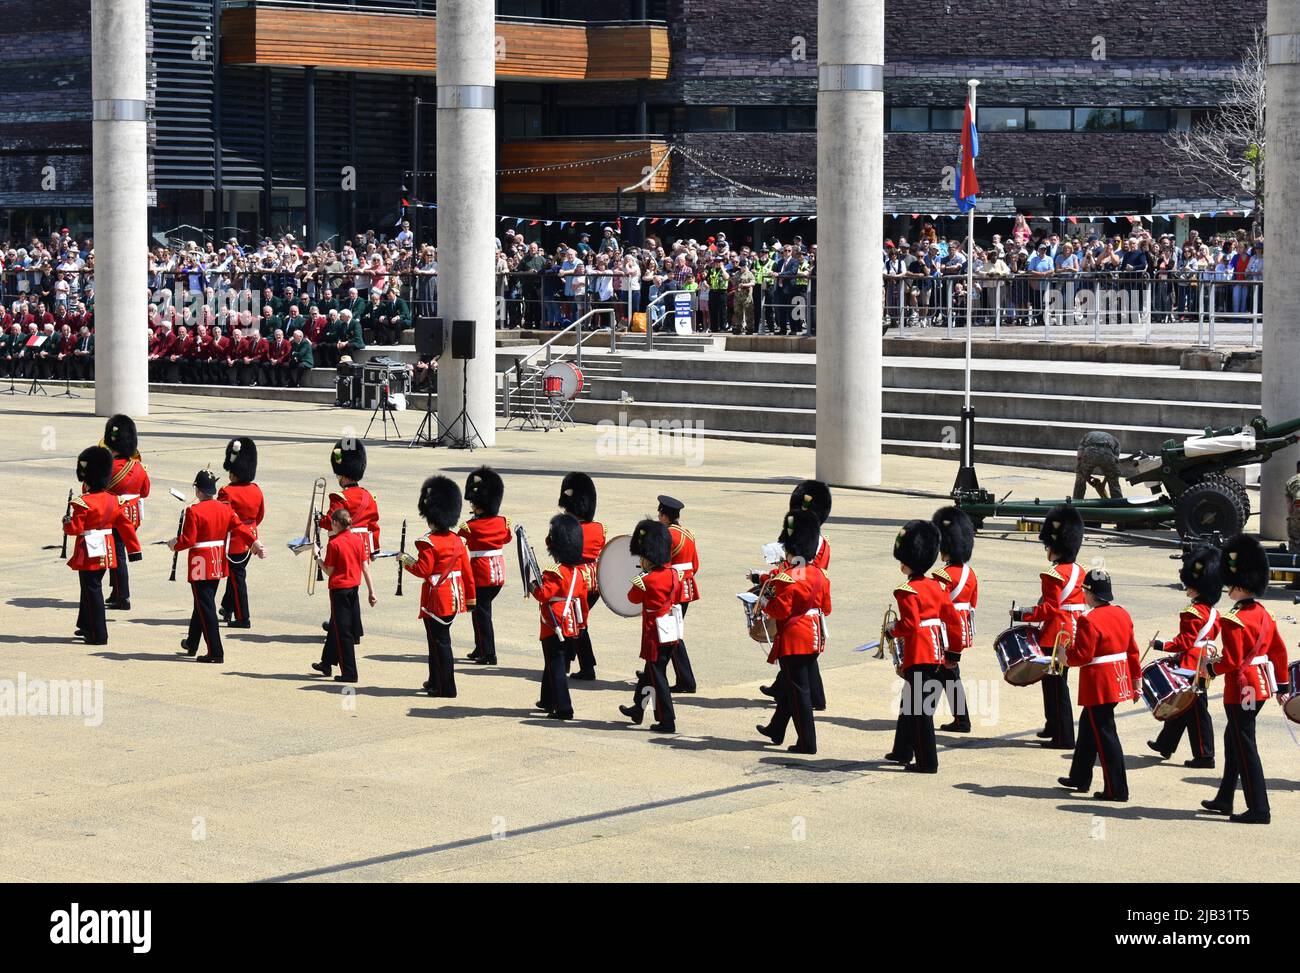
top-left (993, 626), bottom-right (1050, 687)
top-left (1284, 661), bottom-right (1300, 725)
top-left (1140, 659), bottom-right (1197, 722)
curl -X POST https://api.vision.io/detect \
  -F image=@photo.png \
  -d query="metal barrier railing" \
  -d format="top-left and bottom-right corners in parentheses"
top-left (501, 308), bottom-right (615, 423)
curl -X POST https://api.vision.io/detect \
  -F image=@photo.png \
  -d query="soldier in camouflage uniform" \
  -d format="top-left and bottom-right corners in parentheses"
top-left (1072, 430), bottom-right (1124, 501)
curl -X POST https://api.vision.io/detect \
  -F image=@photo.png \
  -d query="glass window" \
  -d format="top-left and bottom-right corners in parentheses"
top-left (977, 107), bottom-right (1025, 131)
top-left (1026, 108), bottom-right (1072, 131)
top-left (559, 107), bottom-right (615, 136)
top-left (785, 107), bottom-right (816, 131)
top-left (502, 104), bottom-right (542, 139)
top-left (889, 107), bottom-right (928, 132)
top-left (1074, 108), bottom-right (1122, 132)
top-left (929, 108), bottom-right (962, 131)
top-left (736, 107), bottom-right (785, 132)
top-left (686, 107), bottom-right (735, 132)
top-left (1123, 108), bottom-right (1170, 131)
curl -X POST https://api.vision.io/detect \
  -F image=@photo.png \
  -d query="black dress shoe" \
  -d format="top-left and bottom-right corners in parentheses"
top-left (940, 721), bottom-right (972, 733)
top-left (534, 700), bottom-right (546, 711)
top-left (884, 751), bottom-right (907, 764)
top-left (551, 710), bottom-right (574, 721)
top-left (228, 620), bottom-right (251, 629)
top-left (759, 684), bottom-right (776, 698)
top-left (105, 600), bottom-right (130, 611)
top-left (1147, 741), bottom-right (1172, 759)
top-left (181, 640), bottom-right (198, 657)
top-left (84, 638), bottom-right (108, 646)
top-left (1200, 799), bottom-right (1232, 815)
top-left (1093, 791), bottom-right (1128, 802)
top-left (1035, 728), bottom-right (1053, 739)
top-left (1041, 740), bottom-right (1073, 750)
top-left (756, 723), bottom-right (781, 744)
top-left (786, 743), bottom-right (816, 755)
top-left (74, 628), bottom-right (84, 638)
top-left (321, 622), bottom-right (331, 634)
top-left (196, 655), bottom-right (222, 664)
top-left (1058, 777), bottom-right (1086, 791)
top-left (570, 670), bottom-right (596, 681)
top-left (1228, 809), bottom-right (1271, 825)
top-left (333, 675), bottom-right (357, 683)
top-left (218, 609), bottom-right (230, 622)
top-left (473, 657), bottom-right (497, 666)
top-left (905, 764), bottom-right (938, 774)
top-left (620, 704), bottom-right (644, 725)
top-left (670, 685), bottom-right (696, 694)
top-left (649, 722), bottom-right (676, 733)
top-left (1184, 757), bottom-right (1216, 769)
top-left (311, 662), bottom-right (331, 676)
top-left (465, 652), bottom-right (483, 662)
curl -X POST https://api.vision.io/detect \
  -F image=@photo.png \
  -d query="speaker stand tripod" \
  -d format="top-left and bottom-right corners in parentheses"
top-left (436, 358), bottom-right (484, 450)
top-left (408, 381), bottom-right (443, 448)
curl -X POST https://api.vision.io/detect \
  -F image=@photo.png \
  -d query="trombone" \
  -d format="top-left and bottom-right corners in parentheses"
top-left (288, 477), bottom-right (328, 595)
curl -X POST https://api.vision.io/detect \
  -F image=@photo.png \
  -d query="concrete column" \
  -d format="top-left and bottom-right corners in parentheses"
top-left (1262, 3), bottom-right (1300, 538)
top-left (92, 0), bottom-right (150, 418)
top-left (436, 0), bottom-right (497, 447)
top-left (815, 0), bottom-right (884, 486)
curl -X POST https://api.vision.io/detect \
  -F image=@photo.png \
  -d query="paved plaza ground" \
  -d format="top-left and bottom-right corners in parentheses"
top-left (1, 393), bottom-right (1295, 882)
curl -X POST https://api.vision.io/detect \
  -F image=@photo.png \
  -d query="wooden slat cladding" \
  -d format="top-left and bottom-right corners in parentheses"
top-left (221, 8), bottom-right (669, 80)
top-left (499, 140), bottom-right (670, 194)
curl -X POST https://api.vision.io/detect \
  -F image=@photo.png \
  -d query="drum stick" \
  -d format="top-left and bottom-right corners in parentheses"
top-left (1140, 630), bottom-right (1159, 664)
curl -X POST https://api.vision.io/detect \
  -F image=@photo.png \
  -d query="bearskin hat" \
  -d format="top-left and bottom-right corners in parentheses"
top-left (558, 472), bottom-right (597, 522)
top-left (77, 446), bottom-right (113, 492)
top-left (417, 475), bottom-right (462, 532)
top-left (330, 438), bottom-right (367, 481)
top-left (1220, 533), bottom-right (1269, 597)
top-left (789, 479), bottom-right (832, 525)
top-left (630, 518), bottom-right (672, 568)
top-left (1038, 504), bottom-right (1084, 561)
top-left (223, 437), bottom-right (258, 483)
top-left (1180, 544), bottom-right (1223, 605)
top-left (932, 505), bottom-right (975, 564)
top-left (779, 509), bottom-right (822, 565)
top-left (102, 414), bottom-right (138, 459)
top-left (893, 519), bottom-right (941, 575)
top-left (465, 466), bottom-right (504, 517)
top-left (546, 514), bottom-right (585, 566)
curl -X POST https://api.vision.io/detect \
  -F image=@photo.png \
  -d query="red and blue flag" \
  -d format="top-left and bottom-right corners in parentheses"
top-left (955, 96), bottom-right (980, 214)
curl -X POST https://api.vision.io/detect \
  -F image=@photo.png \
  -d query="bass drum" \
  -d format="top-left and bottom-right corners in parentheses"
top-left (542, 360), bottom-right (585, 402)
top-left (596, 534), bottom-right (643, 618)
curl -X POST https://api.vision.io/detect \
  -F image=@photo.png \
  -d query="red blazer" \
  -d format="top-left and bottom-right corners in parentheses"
top-left (628, 565), bottom-right (683, 662)
top-left (207, 335), bottom-right (232, 361)
top-left (321, 484), bottom-right (380, 555)
top-left (1162, 601), bottom-right (1221, 673)
top-left (107, 456), bottom-right (151, 542)
top-left (762, 562), bottom-right (831, 663)
top-left (149, 331), bottom-right (175, 358)
top-left (932, 562), bottom-right (979, 656)
top-left (458, 515), bottom-right (511, 588)
top-left (578, 520), bottom-right (606, 595)
top-left (532, 563), bottom-right (587, 640)
top-left (238, 336), bottom-right (268, 363)
top-left (218, 482), bottom-right (266, 556)
top-left (1066, 604), bottom-right (1142, 706)
top-left (173, 498), bottom-right (255, 582)
top-left (668, 523), bottom-right (700, 603)
top-left (265, 337), bottom-right (292, 365)
top-left (1212, 600), bottom-right (1290, 705)
top-left (169, 335), bottom-right (195, 359)
top-left (1022, 560), bottom-right (1086, 655)
top-left (64, 492), bottom-right (139, 572)
top-left (891, 576), bottom-right (964, 669)
top-left (404, 530), bottom-right (476, 619)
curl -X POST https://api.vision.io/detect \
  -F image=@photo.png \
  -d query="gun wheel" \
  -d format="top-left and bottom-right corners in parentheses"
top-left (1198, 472), bottom-right (1251, 521)
top-left (1174, 481), bottom-right (1245, 541)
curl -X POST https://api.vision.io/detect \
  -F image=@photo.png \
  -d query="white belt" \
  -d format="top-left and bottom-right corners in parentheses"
top-left (469, 548), bottom-right (503, 559)
top-left (803, 609), bottom-right (822, 617)
top-left (429, 570), bottom-right (462, 585)
top-left (82, 528), bottom-right (112, 540)
top-left (1193, 640), bottom-right (1212, 648)
top-left (192, 540), bottom-right (224, 550)
top-left (1249, 655), bottom-right (1269, 666)
top-left (920, 618), bottom-right (944, 628)
top-left (350, 527), bottom-right (371, 535)
top-left (118, 493), bottom-right (140, 502)
top-left (954, 602), bottom-right (972, 611)
top-left (1063, 604), bottom-right (1086, 612)
top-left (672, 562), bottom-right (694, 572)
top-left (1087, 652), bottom-right (1126, 666)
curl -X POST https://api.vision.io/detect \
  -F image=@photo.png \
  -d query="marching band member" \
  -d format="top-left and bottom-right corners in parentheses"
top-left (761, 480), bottom-right (832, 708)
top-left (217, 437), bottom-right (265, 630)
top-left (532, 514), bottom-right (587, 721)
top-left (1058, 570), bottom-right (1142, 802)
top-left (885, 520), bottom-right (964, 773)
top-left (169, 470), bottom-right (265, 664)
top-left (1014, 504), bottom-right (1085, 749)
top-left (1146, 545), bottom-right (1220, 769)
top-left (1200, 535), bottom-right (1291, 824)
top-left (932, 506), bottom-right (978, 733)
top-left (102, 414), bottom-right (150, 611)
top-left (400, 476), bottom-right (475, 698)
top-left (755, 510), bottom-right (831, 754)
top-left (460, 467), bottom-right (509, 667)
top-left (320, 438), bottom-right (379, 643)
top-left (658, 495), bottom-right (699, 693)
top-left (311, 508), bottom-right (376, 684)
top-left (558, 472), bottom-right (603, 681)
top-left (64, 446), bottom-right (140, 646)
top-left (619, 520), bottom-right (684, 734)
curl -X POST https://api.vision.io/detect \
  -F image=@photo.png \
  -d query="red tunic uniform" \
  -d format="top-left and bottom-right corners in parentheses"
top-left (532, 563), bottom-right (587, 640)
top-left (811, 533), bottom-right (830, 571)
top-left (628, 565), bottom-right (683, 663)
top-left (106, 456), bottom-right (151, 551)
top-left (405, 530), bottom-right (476, 619)
top-left (458, 515), bottom-right (511, 588)
top-left (577, 520), bottom-right (606, 597)
top-left (321, 484), bottom-right (380, 556)
top-left (1162, 602), bottom-right (1221, 674)
top-left (64, 493), bottom-right (140, 571)
top-left (1211, 600), bottom-right (1290, 705)
top-left (324, 531), bottom-right (367, 589)
top-left (932, 562), bottom-right (979, 653)
top-left (668, 523), bottom-right (701, 603)
top-left (761, 563), bottom-right (831, 664)
top-left (218, 482), bottom-right (266, 557)
top-left (1022, 560), bottom-right (1086, 654)
top-left (891, 576), bottom-right (964, 669)
top-left (1067, 604), bottom-right (1142, 706)
top-left (173, 498), bottom-right (255, 582)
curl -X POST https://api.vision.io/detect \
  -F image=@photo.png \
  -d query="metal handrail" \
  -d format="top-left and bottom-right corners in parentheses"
top-left (501, 308), bottom-right (614, 419)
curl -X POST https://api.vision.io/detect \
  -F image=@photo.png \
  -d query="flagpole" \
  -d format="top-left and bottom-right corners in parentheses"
top-left (953, 78), bottom-right (981, 495)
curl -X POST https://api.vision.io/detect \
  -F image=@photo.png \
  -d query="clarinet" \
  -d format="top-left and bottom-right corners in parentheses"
top-left (59, 489), bottom-right (73, 558)
top-left (395, 518), bottom-right (408, 597)
top-left (168, 507), bottom-right (187, 583)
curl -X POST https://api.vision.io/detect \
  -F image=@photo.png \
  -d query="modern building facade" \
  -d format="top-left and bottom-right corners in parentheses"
top-left (0, 0), bottom-right (1268, 245)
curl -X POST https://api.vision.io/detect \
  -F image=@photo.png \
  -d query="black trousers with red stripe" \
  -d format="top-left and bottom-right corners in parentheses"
top-left (424, 614), bottom-right (457, 696)
top-left (669, 602), bottom-right (697, 691)
top-left (186, 579), bottom-right (223, 661)
top-left (768, 653), bottom-right (817, 752)
top-left (892, 664), bottom-right (943, 769)
top-left (1041, 670), bottom-right (1075, 747)
top-left (1216, 702), bottom-right (1268, 815)
top-left (1154, 688), bottom-right (1214, 760)
top-left (565, 590), bottom-right (600, 675)
top-left (219, 555), bottom-right (251, 623)
top-left (540, 635), bottom-right (573, 716)
top-left (629, 641), bottom-right (677, 727)
top-left (108, 531), bottom-right (130, 603)
top-left (77, 569), bottom-right (108, 644)
top-left (1069, 702), bottom-right (1128, 799)
top-left (469, 584), bottom-right (500, 660)
top-left (320, 587), bottom-right (360, 681)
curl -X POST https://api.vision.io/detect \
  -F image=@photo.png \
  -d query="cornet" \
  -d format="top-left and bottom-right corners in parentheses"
top-left (1047, 630), bottom-right (1071, 676)
top-left (288, 477), bottom-right (328, 595)
top-left (872, 606), bottom-right (903, 667)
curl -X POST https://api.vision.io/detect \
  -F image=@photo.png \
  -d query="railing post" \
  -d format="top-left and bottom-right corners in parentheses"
top-left (945, 277), bottom-right (954, 335)
top-left (576, 311), bottom-right (583, 368)
top-left (1208, 282), bottom-right (1217, 350)
top-left (993, 280), bottom-right (1001, 340)
top-left (1251, 280), bottom-right (1260, 347)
